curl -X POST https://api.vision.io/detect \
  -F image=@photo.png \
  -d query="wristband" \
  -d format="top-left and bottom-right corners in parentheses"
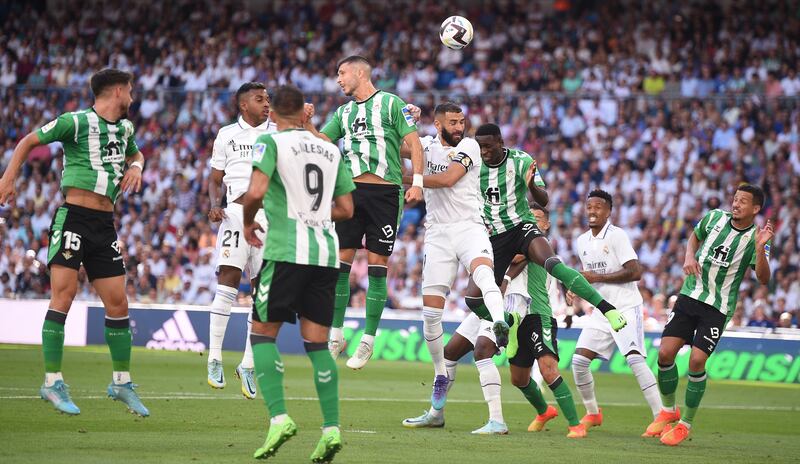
top-left (412, 174), bottom-right (424, 188)
top-left (503, 275), bottom-right (512, 284)
top-left (130, 161), bottom-right (144, 171)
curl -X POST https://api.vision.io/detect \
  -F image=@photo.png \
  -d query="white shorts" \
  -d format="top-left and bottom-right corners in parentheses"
top-left (215, 203), bottom-right (267, 278)
top-left (504, 292), bottom-right (530, 316)
top-left (454, 312), bottom-right (497, 347)
top-left (422, 222), bottom-right (493, 292)
top-left (576, 305), bottom-right (645, 360)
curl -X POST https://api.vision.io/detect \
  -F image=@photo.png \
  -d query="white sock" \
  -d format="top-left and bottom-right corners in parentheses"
top-left (209, 284), bottom-right (237, 362)
top-left (472, 265), bottom-right (504, 322)
top-left (330, 326), bottom-right (344, 342)
top-left (44, 372), bottom-right (63, 387)
top-left (322, 425), bottom-right (339, 434)
top-left (360, 333), bottom-right (375, 346)
top-left (240, 311), bottom-right (254, 369)
top-left (475, 358), bottom-right (504, 423)
top-left (572, 354), bottom-right (599, 414)
top-left (422, 307), bottom-right (446, 377)
top-left (271, 413), bottom-right (288, 425)
top-left (113, 371), bottom-right (131, 385)
top-left (627, 354), bottom-right (661, 417)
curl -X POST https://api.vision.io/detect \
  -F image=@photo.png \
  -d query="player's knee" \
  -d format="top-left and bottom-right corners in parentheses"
top-left (510, 368), bottom-right (531, 387)
top-left (543, 256), bottom-right (562, 273)
top-left (626, 353), bottom-right (646, 368)
top-left (571, 354), bottom-right (592, 373)
top-left (657, 347), bottom-right (676, 366)
top-left (538, 358), bottom-right (560, 383)
top-left (473, 341), bottom-right (496, 360)
top-left (688, 355), bottom-right (708, 373)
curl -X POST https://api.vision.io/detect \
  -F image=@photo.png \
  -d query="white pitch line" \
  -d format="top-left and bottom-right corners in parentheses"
top-left (1, 393), bottom-right (797, 411)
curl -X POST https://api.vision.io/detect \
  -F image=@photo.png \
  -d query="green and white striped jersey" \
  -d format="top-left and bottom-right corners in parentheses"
top-left (680, 209), bottom-right (768, 316)
top-left (320, 90), bottom-right (417, 185)
top-left (36, 108), bottom-right (139, 202)
top-left (252, 129), bottom-right (355, 268)
top-left (479, 148), bottom-right (545, 235)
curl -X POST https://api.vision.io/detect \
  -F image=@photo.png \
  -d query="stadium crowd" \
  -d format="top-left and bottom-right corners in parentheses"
top-left (1, 0), bottom-right (799, 331)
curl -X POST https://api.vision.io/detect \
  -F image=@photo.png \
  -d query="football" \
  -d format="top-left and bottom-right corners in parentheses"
top-left (439, 16), bottom-right (473, 50)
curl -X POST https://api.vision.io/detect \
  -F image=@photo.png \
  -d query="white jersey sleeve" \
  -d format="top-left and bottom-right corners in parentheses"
top-left (611, 226), bottom-right (638, 265)
top-left (423, 136), bottom-right (483, 226)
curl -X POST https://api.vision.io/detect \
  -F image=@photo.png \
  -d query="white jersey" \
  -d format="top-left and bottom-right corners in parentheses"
top-left (575, 221), bottom-right (643, 309)
top-left (421, 135), bottom-right (483, 226)
top-left (211, 116), bottom-right (277, 201)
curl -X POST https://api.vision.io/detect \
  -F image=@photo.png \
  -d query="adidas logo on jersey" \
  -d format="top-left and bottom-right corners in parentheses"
top-left (146, 310), bottom-right (206, 352)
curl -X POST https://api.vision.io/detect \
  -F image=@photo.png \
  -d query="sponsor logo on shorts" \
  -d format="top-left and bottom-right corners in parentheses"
top-left (381, 224), bottom-right (394, 238)
top-left (111, 241), bottom-right (121, 254)
top-left (62, 250), bottom-right (73, 260)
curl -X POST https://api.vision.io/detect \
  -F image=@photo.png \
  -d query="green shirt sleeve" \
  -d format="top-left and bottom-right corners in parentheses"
top-left (333, 155), bottom-right (356, 196)
top-left (693, 210), bottom-right (715, 241)
top-left (391, 96), bottom-right (417, 139)
top-left (516, 153), bottom-right (545, 188)
top-left (252, 134), bottom-right (278, 177)
top-left (320, 108), bottom-right (344, 143)
top-left (36, 113), bottom-right (75, 145)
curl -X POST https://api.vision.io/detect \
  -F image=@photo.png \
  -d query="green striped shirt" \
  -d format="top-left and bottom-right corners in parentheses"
top-left (320, 90), bottom-right (416, 185)
top-left (479, 148), bottom-right (545, 235)
top-left (252, 129), bottom-right (355, 268)
top-left (680, 209), bottom-right (767, 316)
top-left (36, 108), bottom-right (138, 203)
top-left (524, 261), bottom-right (553, 317)
top-left (36, 108), bottom-right (139, 202)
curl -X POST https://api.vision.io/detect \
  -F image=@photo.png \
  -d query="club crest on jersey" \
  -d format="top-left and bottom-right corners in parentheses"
top-left (252, 143), bottom-right (267, 163)
top-left (603, 245), bottom-right (609, 254)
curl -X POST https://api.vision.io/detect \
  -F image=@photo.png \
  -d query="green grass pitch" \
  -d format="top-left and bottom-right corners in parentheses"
top-left (1, 345), bottom-right (798, 463)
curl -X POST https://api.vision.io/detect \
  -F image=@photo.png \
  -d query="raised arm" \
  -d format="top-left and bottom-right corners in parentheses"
top-left (0, 132), bottom-right (41, 205)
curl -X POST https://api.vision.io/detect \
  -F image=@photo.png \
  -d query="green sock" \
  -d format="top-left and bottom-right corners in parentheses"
top-left (42, 310), bottom-right (66, 373)
top-left (549, 263), bottom-right (604, 307)
top-left (548, 376), bottom-right (580, 426)
top-left (332, 267), bottom-right (351, 329)
top-left (365, 267), bottom-right (387, 336)
top-left (518, 380), bottom-right (549, 415)
top-left (252, 335), bottom-right (287, 417)
top-left (104, 317), bottom-right (132, 372)
top-left (657, 363), bottom-right (679, 409)
top-left (306, 342), bottom-right (339, 427)
top-left (682, 370), bottom-right (707, 425)
top-left (467, 301), bottom-right (514, 325)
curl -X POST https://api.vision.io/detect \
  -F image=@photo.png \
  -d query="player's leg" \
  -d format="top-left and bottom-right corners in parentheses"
top-left (572, 345), bottom-right (603, 427)
top-left (403, 330), bottom-right (472, 428)
top-left (662, 304), bottom-right (723, 446)
top-left (208, 265), bottom-right (242, 388)
top-left (524, 232), bottom-right (625, 330)
top-left (471, 332), bottom-right (508, 434)
top-left (251, 260), bottom-right (297, 459)
top-left (507, 315), bottom-right (558, 432)
top-left (40, 264), bottom-right (81, 415)
top-left (329, 248), bottom-right (356, 358)
top-left (93, 274), bottom-right (149, 417)
top-left (330, 184), bottom-right (365, 356)
top-left (232, 277), bottom-right (257, 400)
top-left (609, 306), bottom-right (662, 433)
top-left (299, 265), bottom-right (342, 463)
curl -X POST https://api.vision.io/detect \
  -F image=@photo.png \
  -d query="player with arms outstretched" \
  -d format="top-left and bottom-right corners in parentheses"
top-left (305, 55), bottom-right (424, 369)
top-left (205, 82), bottom-right (276, 399)
top-left (399, 102), bottom-right (508, 433)
top-left (242, 85), bottom-right (355, 462)
top-left (0, 69), bottom-right (148, 417)
top-left (467, 124), bottom-right (627, 358)
top-left (656, 184), bottom-right (773, 446)
top-left (569, 189), bottom-right (664, 435)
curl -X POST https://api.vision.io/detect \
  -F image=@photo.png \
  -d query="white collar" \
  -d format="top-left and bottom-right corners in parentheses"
top-left (238, 116), bottom-right (272, 130)
top-left (589, 221), bottom-right (612, 240)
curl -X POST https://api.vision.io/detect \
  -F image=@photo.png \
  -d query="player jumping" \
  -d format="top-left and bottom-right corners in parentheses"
top-left (305, 55), bottom-right (424, 370)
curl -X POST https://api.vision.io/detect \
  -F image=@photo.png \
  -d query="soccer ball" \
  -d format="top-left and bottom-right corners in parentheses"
top-left (439, 16), bottom-right (473, 50)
